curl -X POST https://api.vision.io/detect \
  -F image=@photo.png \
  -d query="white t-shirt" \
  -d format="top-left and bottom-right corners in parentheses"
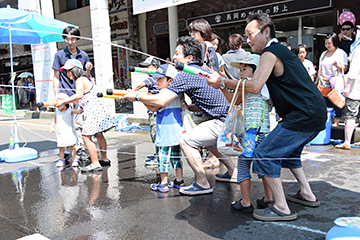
top-left (302, 59), bottom-right (316, 77)
top-left (318, 48), bottom-right (348, 88)
top-left (348, 45), bottom-right (360, 100)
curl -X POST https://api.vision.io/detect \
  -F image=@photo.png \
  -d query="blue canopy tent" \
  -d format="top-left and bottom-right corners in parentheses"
top-left (0, 6), bottom-right (74, 162)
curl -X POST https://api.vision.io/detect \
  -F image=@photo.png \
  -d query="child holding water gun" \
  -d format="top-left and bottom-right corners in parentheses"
top-left (50, 93), bottom-right (83, 168)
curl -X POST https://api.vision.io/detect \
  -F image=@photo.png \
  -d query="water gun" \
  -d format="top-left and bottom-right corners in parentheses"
top-left (36, 100), bottom-right (79, 108)
top-left (129, 66), bottom-right (156, 74)
top-left (36, 100), bottom-right (59, 108)
top-left (174, 62), bottom-right (212, 81)
top-left (106, 89), bottom-right (152, 96)
top-left (97, 92), bottom-right (120, 99)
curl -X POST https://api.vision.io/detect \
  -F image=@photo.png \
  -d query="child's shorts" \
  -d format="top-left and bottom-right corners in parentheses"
top-left (157, 145), bottom-right (182, 173)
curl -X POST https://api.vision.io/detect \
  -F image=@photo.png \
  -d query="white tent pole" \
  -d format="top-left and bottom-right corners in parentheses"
top-left (9, 25), bottom-right (18, 138)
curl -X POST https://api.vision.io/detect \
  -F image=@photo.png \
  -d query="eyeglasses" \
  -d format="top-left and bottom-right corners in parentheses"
top-left (341, 27), bottom-right (352, 31)
top-left (64, 38), bottom-right (78, 43)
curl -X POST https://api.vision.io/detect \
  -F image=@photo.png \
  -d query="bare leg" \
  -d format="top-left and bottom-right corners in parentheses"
top-left (289, 167), bottom-right (316, 202)
top-left (160, 173), bottom-right (168, 185)
top-left (175, 167), bottom-right (183, 182)
top-left (59, 147), bottom-right (65, 159)
top-left (207, 146), bottom-right (236, 177)
top-left (95, 132), bottom-right (108, 161)
top-left (333, 118), bottom-right (341, 127)
top-left (263, 176), bottom-right (291, 214)
top-left (262, 178), bottom-right (274, 203)
top-left (179, 138), bottom-right (210, 188)
top-left (239, 179), bottom-right (251, 207)
top-left (69, 145), bottom-right (77, 160)
top-left (344, 119), bottom-right (356, 146)
top-left (82, 135), bottom-right (101, 166)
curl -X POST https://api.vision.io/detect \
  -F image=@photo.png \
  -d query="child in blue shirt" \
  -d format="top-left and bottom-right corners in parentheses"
top-left (142, 64), bottom-right (185, 193)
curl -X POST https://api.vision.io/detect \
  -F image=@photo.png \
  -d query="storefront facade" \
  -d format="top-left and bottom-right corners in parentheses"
top-left (145, 0), bottom-right (359, 66)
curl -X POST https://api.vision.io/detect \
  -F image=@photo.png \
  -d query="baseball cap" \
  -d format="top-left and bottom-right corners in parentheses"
top-left (60, 59), bottom-right (83, 72)
top-left (152, 64), bottom-right (178, 79)
top-left (230, 54), bottom-right (260, 69)
top-left (139, 56), bottom-right (160, 67)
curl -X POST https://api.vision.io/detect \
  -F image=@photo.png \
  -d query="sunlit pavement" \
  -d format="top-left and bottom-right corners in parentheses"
top-left (0, 117), bottom-right (360, 239)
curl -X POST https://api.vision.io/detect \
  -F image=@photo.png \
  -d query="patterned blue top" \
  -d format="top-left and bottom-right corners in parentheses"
top-left (143, 75), bottom-right (160, 94)
top-left (166, 62), bottom-right (229, 121)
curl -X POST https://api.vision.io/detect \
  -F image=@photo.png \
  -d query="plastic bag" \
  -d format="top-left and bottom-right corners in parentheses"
top-left (217, 79), bottom-right (246, 156)
top-left (217, 105), bottom-right (246, 155)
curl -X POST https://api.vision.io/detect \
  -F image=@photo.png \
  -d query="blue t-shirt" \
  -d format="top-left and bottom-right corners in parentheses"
top-left (155, 96), bottom-right (182, 147)
top-left (27, 81), bottom-right (35, 95)
top-left (52, 47), bottom-right (90, 97)
top-left (166, 62), bottom-right (229, 121)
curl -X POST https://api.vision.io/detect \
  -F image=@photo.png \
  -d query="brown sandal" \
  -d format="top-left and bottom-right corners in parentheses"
top-left (335, 143), bottom-right (351, 150)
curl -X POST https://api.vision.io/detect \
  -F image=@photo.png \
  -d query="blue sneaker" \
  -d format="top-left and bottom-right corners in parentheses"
top-left (150, 183), bottom-right (169, 193)
top-left (179, 182), bottom-right (213, 195)
top-left (168, 179), bottom-right (185, 189)
top-left (144, 155), bottom-right (157, 165)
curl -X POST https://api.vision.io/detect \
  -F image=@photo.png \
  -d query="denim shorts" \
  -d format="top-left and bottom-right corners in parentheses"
top-left (252, 122), bottom-right (318, 178)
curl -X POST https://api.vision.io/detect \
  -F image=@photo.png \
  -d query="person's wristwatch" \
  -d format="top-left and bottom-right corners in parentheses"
top-left (219, 77), bottom-right (226, 89)
top-left (134, 92), bottom-right (140, 101)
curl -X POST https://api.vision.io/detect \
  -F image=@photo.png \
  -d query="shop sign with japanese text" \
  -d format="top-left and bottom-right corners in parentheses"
top-left (109, 0), bottom-right (129, 40)
top-left (188, 0), bottom-right (331, 26)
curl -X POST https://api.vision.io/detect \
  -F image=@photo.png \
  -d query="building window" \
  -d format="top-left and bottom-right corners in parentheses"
top-left (65, 0), bottom-right (90, 12)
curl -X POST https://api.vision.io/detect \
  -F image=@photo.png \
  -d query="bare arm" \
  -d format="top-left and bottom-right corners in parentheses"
top-left (123, 89), bottom-right (176, 108)
top-left (207, 51), bottom-right (277, 98)
top-left (143, 103), bottom-right (160, 113)
top-left (133, 82), bottom-right (146, 91)
top-left (71, 108), bottom-right (83, 114)
top-left (57, 77), bottom-right (89, 106)
top-left (50, 114), bottom-right (56, 133)
top-left (53, 70), bottom-right (60, 96)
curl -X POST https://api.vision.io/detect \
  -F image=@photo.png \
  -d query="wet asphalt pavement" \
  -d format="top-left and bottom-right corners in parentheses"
top-left (0, 116), bottom-right (360, 239)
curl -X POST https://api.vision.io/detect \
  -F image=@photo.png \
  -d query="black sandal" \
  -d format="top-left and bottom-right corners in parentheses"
top-left (256, 197), bottom-right (275, 209)
top-left (231, 199), bottom-right (254, 212)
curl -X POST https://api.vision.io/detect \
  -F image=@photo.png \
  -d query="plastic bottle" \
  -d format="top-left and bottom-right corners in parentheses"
top-left (9, 133), bottom-right (14, 150)
top-left (242, 124), bottom-right (258, 158)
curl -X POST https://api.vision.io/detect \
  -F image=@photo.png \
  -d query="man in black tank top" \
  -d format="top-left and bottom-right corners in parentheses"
top-left (208, 13), bottom-right (327, 221)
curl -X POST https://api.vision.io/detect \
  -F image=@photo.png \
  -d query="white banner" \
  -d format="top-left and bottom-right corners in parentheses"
top-left (18, 0), bottom-right (56, 103)
top-left (132, 0), bottom-right (198, 15)
top-left (31, 44), bottom-right (54, 103)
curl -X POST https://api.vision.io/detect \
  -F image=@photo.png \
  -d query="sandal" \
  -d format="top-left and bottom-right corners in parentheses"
top-left (256, 197), bottom-right (275, 209)
top-left (56, 159), bottom-right (65, 167)
top-left (81, 164), bottom-right (103, 172)
top-left (231, 199), bottom-right (254, 212)
top-left (335, 143), bottom-right (351, 150)
top-left (72, 159), bottom-right (79, 167)
top-left (286, 190), bottom-right (320, 207)
top-left (99, 159), bottom-right (111, 166)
